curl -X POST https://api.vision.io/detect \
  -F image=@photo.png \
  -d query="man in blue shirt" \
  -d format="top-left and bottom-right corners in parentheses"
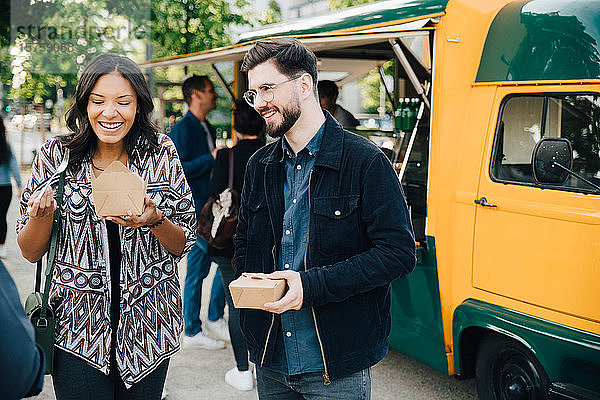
top-left (169, 75), bottom-right (228, 349)
top-left (234, 39), bottom-right (416, 399)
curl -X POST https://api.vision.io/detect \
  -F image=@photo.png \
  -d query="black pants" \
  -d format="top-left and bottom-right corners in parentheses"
top-left (52, 348), bottom-right (169, 400)
top-left (0, 185), bottom-right (12, 244)
top-left (215, 256), bottom-right (249, 371)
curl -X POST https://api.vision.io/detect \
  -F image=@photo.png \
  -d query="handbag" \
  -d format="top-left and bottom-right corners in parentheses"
top-left (24, 171), bottom-right (65, 375)
top-left (198, 149), bottom-right (239, 249)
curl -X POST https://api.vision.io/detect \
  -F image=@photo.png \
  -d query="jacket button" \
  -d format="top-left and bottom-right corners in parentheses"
top-left (286, 331), bottom-right (292, 337)
top-left (334, 210), bottom-right (341, 216)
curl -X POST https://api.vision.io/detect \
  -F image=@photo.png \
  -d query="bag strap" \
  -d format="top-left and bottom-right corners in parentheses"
top-left (38, 171), bottom-right (65, 320)
top-left (35, 258), bottom-right (42, 292)
top-left (228, 149), bottom-right (234, 190)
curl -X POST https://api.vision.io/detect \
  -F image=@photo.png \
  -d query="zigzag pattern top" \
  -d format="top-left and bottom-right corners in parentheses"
top-left (17, 133), bottom-right (197, 387)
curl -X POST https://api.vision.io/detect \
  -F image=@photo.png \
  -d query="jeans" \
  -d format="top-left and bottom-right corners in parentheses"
top-left (215, 256), bottom-right (249, 371)
top-left (183, 237), bottom-right (225, 336)
top-left (53, 348), bottom-right (169, 400)
top-left (256, 367), bottom-right (371, 400)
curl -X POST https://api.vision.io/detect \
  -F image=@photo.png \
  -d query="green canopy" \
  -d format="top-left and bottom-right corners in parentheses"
top-left (238, 0), bottom-right (448, 43)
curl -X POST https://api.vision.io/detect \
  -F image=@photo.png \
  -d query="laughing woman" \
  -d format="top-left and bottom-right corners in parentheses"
top-left (16, 53), bottom-right (197, 400)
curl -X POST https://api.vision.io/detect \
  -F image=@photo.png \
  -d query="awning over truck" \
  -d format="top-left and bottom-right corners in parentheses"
top-left (138, 0), bottom-right (445, 71)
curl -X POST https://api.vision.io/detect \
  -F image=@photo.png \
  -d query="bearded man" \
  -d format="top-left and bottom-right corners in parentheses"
top-left (234, 38), bottom-right (416, 399)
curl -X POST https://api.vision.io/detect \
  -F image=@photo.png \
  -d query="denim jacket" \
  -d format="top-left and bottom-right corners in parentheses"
top-left (233, 113), bottom-right (416, 381)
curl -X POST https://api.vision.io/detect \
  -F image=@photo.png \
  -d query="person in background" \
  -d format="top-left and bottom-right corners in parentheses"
top-left (16, 53), bottom-right (197, 399)
top-left (208, 100), bottom-right (265, 391)
top-left (166, 114), bottom-right (176, 134)
top-left (0, 259), bottom-right (45, 399)
top-left (317, 80), bottom-right (359, 129)
top-left (0, 118), bottom-right (23, 258)
top-left (169, 75), bottom-right (229, 348)
top-left (236, 38), bottom-right (416, 399)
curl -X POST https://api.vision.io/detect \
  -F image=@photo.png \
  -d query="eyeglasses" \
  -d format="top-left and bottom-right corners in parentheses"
top-left (243, 75), bottom-right (303, 107)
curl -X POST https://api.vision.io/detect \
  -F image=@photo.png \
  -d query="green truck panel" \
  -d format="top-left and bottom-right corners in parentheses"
top-left (453, 299), bottom-right (600, 392)
top-left (389, 236), bottom-right (448, 375)
top-left (476, 0), bottom-right (600, 82)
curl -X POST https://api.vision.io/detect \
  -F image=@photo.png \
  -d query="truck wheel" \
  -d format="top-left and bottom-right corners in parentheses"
top-left (475, 335), bottom-right (549, 400)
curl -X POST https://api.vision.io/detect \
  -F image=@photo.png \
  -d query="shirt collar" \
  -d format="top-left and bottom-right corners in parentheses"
top-left (280, 121), bottom-right (326, 162)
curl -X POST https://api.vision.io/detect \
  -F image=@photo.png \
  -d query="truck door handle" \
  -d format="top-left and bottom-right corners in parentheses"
top-left (474, 197), bottom-right (497, 207)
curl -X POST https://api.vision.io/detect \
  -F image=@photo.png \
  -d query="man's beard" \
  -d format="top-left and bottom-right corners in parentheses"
top-left (262, 100), bottom-right (301, 139)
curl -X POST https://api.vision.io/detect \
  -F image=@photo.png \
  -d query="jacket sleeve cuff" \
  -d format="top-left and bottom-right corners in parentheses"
top-left (300, 271), bottom-right (314, 309)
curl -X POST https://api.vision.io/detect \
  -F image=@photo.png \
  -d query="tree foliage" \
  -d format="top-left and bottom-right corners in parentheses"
top-left (150, 0), bottom-right (251, 59)
top-left (260, 0), bottom-right (282, 25)
top-left (359, 60), bottom-right (394, 114)
top-left (328, 0), bottom-right (377, 11)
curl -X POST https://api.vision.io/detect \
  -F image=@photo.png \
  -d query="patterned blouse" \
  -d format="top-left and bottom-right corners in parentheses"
top-left (16, 134), bottom-right (197, 387)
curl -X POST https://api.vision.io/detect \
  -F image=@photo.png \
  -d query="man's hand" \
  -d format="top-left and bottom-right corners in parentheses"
top-left (212, 145), bottom-right (226, 159)
top-left (263, 270), bottom-right (303, 314)
top-left (106, 196), bottom-right (162, 229)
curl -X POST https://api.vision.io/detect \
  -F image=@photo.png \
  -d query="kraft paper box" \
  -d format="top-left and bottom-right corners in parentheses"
top-left (91, 161), bottom-right (146, 217)
top-left (229, 273), bottom-right (286, 310)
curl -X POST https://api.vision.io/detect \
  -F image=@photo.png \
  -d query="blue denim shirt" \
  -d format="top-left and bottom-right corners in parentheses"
top-left (269, 122), bottom-right (325, 375)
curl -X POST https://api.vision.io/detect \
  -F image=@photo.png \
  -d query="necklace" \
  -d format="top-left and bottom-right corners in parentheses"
top-left (90, 159), bottom-right (105, 172)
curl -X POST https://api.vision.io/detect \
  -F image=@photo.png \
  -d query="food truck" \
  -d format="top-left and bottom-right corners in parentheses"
top-left (142, 1), bottom-right (600, 398)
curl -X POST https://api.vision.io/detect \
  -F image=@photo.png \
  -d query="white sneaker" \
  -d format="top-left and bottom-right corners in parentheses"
top-left (205, 318), bottom-right (231, 342)
top-left (225, 367), bottom-right (254, 391)
top-left (182, 331), bottom-right (225, 350)
top-left (0, 246), bottom-right (7, 258)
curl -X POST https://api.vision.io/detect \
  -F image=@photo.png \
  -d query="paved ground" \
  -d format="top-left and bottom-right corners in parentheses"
top-left (4, 164), bottom-right (478, 399)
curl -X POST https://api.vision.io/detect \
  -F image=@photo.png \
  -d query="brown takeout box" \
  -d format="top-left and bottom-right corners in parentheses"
top-left (229, 273), bottom-right (286, 310)
top-left (91, 161), bottom-right (146, 217)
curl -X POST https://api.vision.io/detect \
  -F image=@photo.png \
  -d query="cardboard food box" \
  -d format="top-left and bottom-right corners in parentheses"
top-left (229, 273), bottom-right (286, 310)
top-left (91, 161), bottom-right (146, 217)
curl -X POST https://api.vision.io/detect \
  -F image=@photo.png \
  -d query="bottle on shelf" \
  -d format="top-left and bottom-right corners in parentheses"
top-left (395, 98), bottom-right (404, 132)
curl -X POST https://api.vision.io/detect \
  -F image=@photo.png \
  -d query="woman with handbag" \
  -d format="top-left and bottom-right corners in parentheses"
top-left (16, 53), bottom-right (196, 400)
top-left (207, 100), bottom-right (265, 391)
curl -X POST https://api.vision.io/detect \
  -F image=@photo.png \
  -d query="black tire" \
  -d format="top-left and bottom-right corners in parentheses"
top-left (475, 335), bottom-right (550, 400)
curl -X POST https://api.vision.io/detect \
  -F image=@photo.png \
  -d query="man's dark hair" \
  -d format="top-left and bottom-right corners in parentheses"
top-left (317, 80), bottom-right (339, 100)
top-left (241, 38), bottom-right (318, 92)
top-left (233, 99), bottom-right (265, 141)
top-left (182, 75), bottom-right (211, 105)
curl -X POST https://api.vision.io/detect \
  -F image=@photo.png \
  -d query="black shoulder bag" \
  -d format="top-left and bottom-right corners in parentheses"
top-left (24, 171), bottom-right (65, 375)
top-left (198, 149), bottom-right (240, 249)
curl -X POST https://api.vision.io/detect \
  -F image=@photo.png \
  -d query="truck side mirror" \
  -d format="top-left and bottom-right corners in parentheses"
top-left (531, 137), bottom-right (573, 185)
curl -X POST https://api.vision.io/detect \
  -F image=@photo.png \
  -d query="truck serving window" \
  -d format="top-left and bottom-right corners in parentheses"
top-left (491, 94), bottom-right (600, 193)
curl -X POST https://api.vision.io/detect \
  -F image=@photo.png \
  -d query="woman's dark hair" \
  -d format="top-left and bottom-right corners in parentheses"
top-left (241, 38), bottom-right (318, 94)
top-left (63, 53), bottom-right (159, 172)
top-left (0, 118), bottom-right (11, 165)
top-left (233, 99), bottom-right (265, 141)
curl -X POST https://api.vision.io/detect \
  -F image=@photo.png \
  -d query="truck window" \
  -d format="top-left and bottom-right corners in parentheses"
top-left (491, 94), bottom-right (600, 192)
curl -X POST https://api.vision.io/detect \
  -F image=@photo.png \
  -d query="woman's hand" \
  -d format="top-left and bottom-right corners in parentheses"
top-left (106, 196), bottom-right (162, 228)
top-left (27, 187), bottom-right (57, 220)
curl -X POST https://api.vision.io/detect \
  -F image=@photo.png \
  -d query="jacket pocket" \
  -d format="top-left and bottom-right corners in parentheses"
top-left (246, 191), bottom-right (268, 246)
top-left (312, 195), bottom-right (361, 257)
